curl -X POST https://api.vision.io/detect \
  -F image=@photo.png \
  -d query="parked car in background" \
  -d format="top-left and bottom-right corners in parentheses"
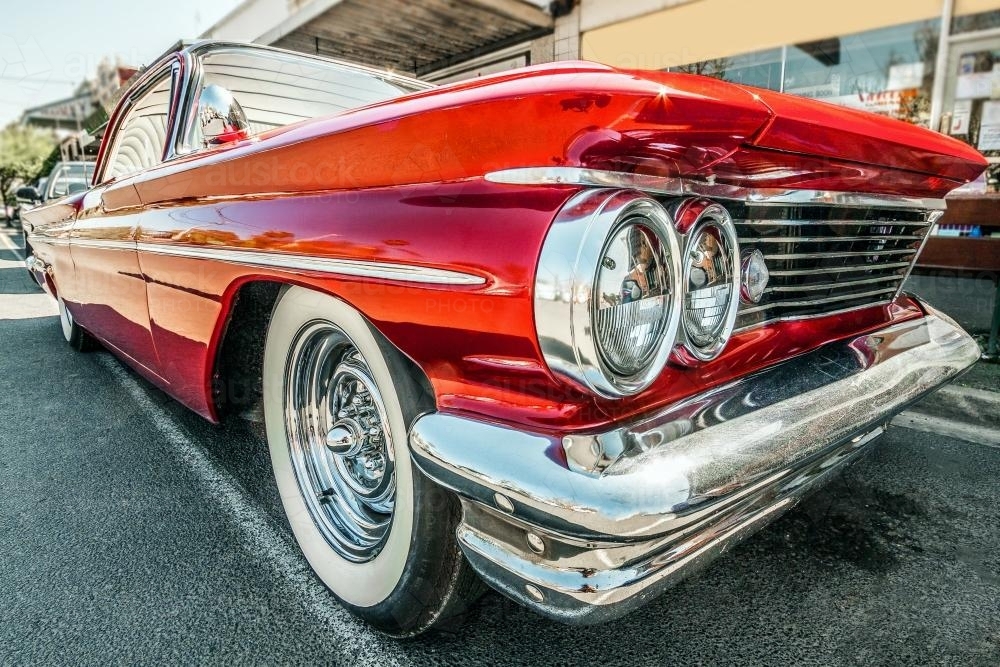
top-left (7, 178), bottom-right (44, 230)
top-left (22, 41), bottom-right (987, 636)
top-left (10, 163), bottom-right (93, 229)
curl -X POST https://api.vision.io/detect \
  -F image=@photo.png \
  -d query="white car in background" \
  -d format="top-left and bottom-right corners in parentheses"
top-left (11, 162), bottom-right (94, 230)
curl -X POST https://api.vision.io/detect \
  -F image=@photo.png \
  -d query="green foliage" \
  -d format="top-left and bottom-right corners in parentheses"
top-left (35, 146), bottom-right (62, 184)
top-left (0, 124), bottom-right (56, 205)
top-left (83, 105), bottom-right (109, 134)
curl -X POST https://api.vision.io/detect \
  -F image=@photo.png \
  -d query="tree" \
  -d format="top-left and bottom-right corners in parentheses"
top-left (675, 57), bottom-right (732, 79)
top-left (0, 124), bottom-right (56, 207)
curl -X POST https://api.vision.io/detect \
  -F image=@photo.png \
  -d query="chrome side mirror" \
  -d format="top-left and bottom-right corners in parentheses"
top-left (198, 84), bottom-right (251, 146)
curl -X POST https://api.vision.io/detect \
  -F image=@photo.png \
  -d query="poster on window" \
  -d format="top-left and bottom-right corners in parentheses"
top-left (955, 49), bottom-right (1000, 99)
top-left (950, 99), bottom-right (972, 135)
top-left (978, 100), bottom-right (1000, 151)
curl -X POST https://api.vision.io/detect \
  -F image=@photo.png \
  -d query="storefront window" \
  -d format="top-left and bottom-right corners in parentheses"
top-left (940, 36), bottom-right (1000, 162)
top-left (951, 8), bottom-right (1000, 34)
top-left (670, 11), bottom-right (1000, 190)
top-left (670, 20), bottom-right (938, 127)
top-left (783, 21), bottom-right (937, 126)
top-left (673, 48), bottom-right (783, 90)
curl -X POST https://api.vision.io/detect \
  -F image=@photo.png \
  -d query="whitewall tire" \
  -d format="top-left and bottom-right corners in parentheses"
top-left (57, 295), bottom-right (96, 352)
top-left (262, 286), bottom-right (482, 636)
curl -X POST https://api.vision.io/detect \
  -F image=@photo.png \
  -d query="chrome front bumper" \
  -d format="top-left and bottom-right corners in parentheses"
top-left (409, 306), bottom-right (980, 623)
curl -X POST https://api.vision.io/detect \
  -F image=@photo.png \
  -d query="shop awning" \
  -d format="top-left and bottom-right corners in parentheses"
top-left (261, 0), bottom-right (553, 77)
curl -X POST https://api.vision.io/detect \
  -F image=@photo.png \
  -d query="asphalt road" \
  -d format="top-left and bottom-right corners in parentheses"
top-left (1, 228), bottom-right (998, 666)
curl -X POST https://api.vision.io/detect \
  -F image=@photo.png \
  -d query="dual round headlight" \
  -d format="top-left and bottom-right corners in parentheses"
top-left (593, 218), bottom-right (676, 378)
top-left (535, 191), bottom-right (740, 397)
top-left (676, 201), bottom-right (741, 363)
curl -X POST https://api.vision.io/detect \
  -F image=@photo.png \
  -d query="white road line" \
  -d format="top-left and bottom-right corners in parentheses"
top-left (0, 229), bottom-right (24, 258)
top-left (96, 353), bottom-right (412, 663)
top-left (893, 410), bottom-right (1000, 448)
top-left (938, 383), bottom-right (1000, 408)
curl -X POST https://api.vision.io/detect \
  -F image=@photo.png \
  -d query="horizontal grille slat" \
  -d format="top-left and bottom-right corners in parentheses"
top-left (766, 275), bottom-right (903, 293)
top-left (768, 262), bottom-right (912, 277)
top-left (739, 219), bottom-right (929, 227)
top-left (739, 287), bottom-right (899, 315)
top-left (730, 203), bottom-right (935, 330)
top-left (762, 249), bottom-right (916, 261)
top-left (744, 235), bottom-right (924, 243)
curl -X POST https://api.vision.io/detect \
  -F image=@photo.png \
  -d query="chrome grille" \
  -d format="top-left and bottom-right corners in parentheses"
top-left (728, 204), bottom-right (934, 330)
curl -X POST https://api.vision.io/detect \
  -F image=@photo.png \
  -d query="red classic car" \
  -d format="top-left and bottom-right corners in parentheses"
top-left (22, 41), bottom-right (986, 636)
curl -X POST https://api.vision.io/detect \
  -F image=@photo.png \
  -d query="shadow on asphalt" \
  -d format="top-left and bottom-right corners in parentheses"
top-left (0, 267), bottom-right (41, 295)
top-left (0, 247), bottom-right (23, 263)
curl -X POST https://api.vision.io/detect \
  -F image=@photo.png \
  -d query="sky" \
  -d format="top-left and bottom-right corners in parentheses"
top-left (0, 0), bottom-right (243, 126)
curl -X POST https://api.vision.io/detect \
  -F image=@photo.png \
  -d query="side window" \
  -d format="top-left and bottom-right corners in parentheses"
top-left (106, 75), bottom-right (173, 180)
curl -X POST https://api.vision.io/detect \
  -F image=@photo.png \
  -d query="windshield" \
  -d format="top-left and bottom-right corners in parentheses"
top-left (48, 163), bottom-right (95, 199)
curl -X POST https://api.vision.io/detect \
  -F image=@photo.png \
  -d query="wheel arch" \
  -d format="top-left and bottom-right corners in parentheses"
top-left (208, 277), bottom-right (436, 423)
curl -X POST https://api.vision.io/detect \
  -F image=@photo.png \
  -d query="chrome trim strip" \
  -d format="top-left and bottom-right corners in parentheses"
top-left (762, 249), bottom-right (916, 260)
top-left (29, 236), bottom-right (72, 247)
top-left (733, 299), bottom-right (896, 332)
top-left (766, 275), bottom-right (902, 293)
top-left (33, 237), bottom-right (485, 285)
top-left (735, 219), bottom-right (930, 226)
top-left (70, 238), bottom-right (135, 250)
top-left (768, 262), bottom-right (911, 277)
top-left (737, 286), bottom-right (898, 316)
top-left (894, 209), bottom-right (944, 299)
top-left (134, 242), bottom-right (485, 285)
top-left (485, 167), bottom-right (948, 211)
top-left (744, 235), bottom-right (924, 243)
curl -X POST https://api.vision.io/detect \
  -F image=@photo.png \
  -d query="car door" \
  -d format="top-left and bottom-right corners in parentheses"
top-left (67, 69), bottom-right (176, 379)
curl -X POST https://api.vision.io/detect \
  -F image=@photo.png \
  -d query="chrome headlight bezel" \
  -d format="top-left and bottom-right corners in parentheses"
top-left (675, 201), bottom-right (741, 363)
top-left (534, 190), bottom-right (683, 398)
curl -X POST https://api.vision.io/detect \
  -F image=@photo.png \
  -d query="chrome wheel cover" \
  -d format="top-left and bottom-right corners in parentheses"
top-left (284, 321), bottom-right (396, 562)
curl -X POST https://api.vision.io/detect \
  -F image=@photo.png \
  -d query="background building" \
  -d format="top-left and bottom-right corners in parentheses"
top-left (18, 87), bottom-right (94, 138)
top-left (18, 57), bottom-right (138, 163)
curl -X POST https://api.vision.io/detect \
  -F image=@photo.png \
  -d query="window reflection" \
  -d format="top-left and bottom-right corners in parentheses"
top-left (673, 47), bottom-right (783, 90)
top-left (783, 21), bottom-right (937, 126)
top-left (620, 226), bottom-right (666, 304)
top-left (669, 20), bottom-right (939, 127)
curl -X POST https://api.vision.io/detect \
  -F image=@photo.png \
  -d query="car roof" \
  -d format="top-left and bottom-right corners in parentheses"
top-left (137, 39), bottom-right (431, 95)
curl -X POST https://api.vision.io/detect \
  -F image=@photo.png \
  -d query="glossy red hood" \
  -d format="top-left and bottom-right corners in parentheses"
top-left (132, 61), bottom-right (987, 204)
top-left (619, 68), bottom-right (987, 196)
